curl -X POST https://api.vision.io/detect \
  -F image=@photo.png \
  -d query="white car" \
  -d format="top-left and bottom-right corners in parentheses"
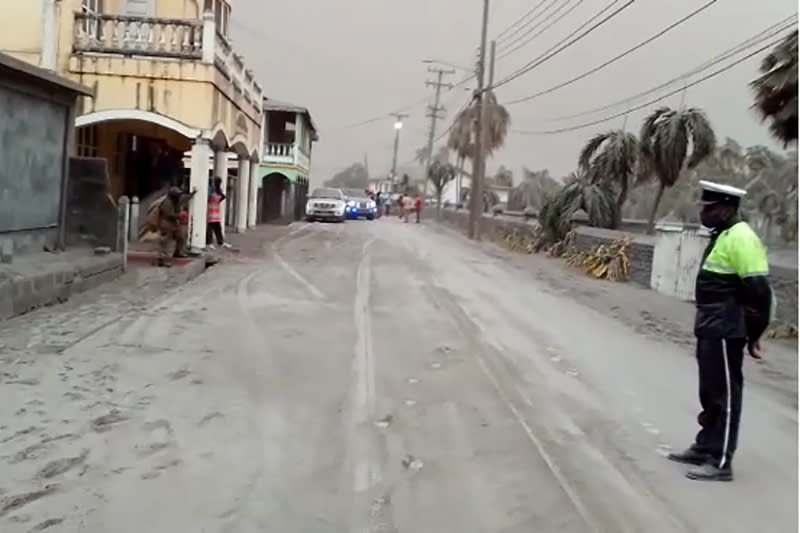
top-left (305, 187), bottom-right (347, 223)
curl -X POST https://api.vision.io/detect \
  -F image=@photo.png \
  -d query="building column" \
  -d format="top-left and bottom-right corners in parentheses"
top-left (248, 159), bottom-right (259, 228)
top-left (236, 155), bottom-right (250, 232)
top-left (40, 0), bottom-right (58, 71)
top-left (189, 138), bottom-right (212, 249)
top-left (213, 149), bottom-right (228, 237)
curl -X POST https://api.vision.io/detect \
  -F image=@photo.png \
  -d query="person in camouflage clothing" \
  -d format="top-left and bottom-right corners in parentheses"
top-left (157, 187), bottom-right (184, 267)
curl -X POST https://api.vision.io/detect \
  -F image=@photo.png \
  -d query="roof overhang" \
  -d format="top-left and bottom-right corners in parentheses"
top-left (0, 51), bottom-right (93, 97)
top-left (263, 97), bottom-right (319, 141)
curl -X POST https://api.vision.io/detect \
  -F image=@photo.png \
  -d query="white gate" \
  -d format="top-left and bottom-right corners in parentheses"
top-left (651, 224), bottom-right (710, 302)
top-left (651, 225), bottom-right (682, 297)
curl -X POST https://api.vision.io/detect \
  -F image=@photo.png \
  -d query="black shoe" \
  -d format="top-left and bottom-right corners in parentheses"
top-left (667, 447), bottom-right (711, 466)
top-left (686, 462), bottom-right (733, 482)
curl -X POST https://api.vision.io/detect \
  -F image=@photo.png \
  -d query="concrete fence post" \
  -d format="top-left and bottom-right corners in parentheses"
top-left (129, 196), bottom-right (140, 243)
top-left (117, 196), bottom-right (130, 272)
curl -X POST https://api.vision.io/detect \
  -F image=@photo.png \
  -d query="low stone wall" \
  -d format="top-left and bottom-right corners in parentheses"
top-left (572, 227), bottom-right (656, 287)
top-left (772, 265), bottom-right (798, 327)
top-left (437, 208), bottom-right (798, 327)
top-left (439, 207), bottom-right (540, 242)
top-left (0, 250), bottom-right (123, 321)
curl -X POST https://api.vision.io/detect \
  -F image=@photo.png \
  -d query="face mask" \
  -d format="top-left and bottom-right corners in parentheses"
top-left (699, 208), bottom-right (717, 229)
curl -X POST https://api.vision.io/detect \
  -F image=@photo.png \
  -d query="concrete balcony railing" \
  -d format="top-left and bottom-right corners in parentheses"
top-left (74, 13), bottom-right (203, 58)
top-left (72, 11), bottom-right (262, 115)
top-left (263, 142), bottom-right (295, 164)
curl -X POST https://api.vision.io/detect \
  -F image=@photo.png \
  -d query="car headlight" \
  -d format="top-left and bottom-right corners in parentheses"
top-left (369, 201), bottom-right (376, 209)
top-left (347, 200), bottom-right (356, 207)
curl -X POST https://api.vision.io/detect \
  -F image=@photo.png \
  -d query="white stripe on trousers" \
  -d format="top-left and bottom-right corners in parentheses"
top-left (720, 339), bottom-right (732, 468)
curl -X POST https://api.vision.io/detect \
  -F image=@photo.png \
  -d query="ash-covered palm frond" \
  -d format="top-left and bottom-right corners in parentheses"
top-left (447, 106), bottom-right (475, 160)
top-left (751, 30), bottom-right (798, 147)
top-left (639, 106), bottom-right (716, 232)
top-left (427, 160), bottom-right (457, 195)
top-left (483, 91), bottom-right (511, 155)
top-left (414, 146), bottom-right (431, 166)
top-left (578, 130), bottom-right (639, 227)
top-left (447, 91), bottom-right (511, 161)
top-left (539, 178), bottom-right (617, 242)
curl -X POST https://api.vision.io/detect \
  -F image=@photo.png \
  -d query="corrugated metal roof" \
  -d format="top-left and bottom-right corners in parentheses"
top-left (0, 52), bottom-right (93, 96)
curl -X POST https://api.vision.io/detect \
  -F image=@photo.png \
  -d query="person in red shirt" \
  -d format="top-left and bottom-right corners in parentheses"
top-left (414, 195), bottom-right (424, 223)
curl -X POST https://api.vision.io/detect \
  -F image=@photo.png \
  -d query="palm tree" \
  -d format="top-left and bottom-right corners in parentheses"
top-left (539, 176), bottom-right (617, 243)
top-left (448, 91), bottom-right (511, 207)
top-left (493, 165), bottom-right (514, 187)
top-left (414, 146), bottom-right (431, 167)
top-left (427, 160), bottom-right (457, 216)
top-left (578, 130), bottom-right (640, 227)
top-left (639, 106), bottom-right (716, 233)
top-left (751, 30), bottom-right (798, 147)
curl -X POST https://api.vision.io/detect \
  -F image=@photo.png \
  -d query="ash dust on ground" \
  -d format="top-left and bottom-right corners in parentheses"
top-left (0, 219), bottom-right (795, 533)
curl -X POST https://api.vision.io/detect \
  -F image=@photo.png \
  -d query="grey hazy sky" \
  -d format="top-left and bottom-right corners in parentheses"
top-left (233, 0), bottom-right (795, 186)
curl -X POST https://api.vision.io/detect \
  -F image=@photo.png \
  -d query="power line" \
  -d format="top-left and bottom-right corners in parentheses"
top-left (497, 0), bottom-right (585, 60)
top-left (493, 0), bottom-right (549, 43)
top-left (512, 37), bottom-right (784, 135)
top-left (497, 0), bottom-right (580, 57)
top-left (504, 0), bottom-right (718, 106)
top-left (543, 14), bottom-right (797, 122)
top-left (334, 96), bottom-right (429, 130)
top-left (493, 0), bottom-right (638, 90)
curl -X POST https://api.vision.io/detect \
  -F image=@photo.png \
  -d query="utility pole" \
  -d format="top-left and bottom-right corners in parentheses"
top-left (389, 112), bottom-right (409, 192)
top-left (468, 0), bottom-right (491, 240)
top-left (424, 66), bottom-right (455, 196)
top-left (475, 40), bottom-right (497, 233)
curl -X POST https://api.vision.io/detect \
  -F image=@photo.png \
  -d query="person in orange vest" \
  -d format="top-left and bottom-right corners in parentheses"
top-left (206, 177), bottom-right (228, 249)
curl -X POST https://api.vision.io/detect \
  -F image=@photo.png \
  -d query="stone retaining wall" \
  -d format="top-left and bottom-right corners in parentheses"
top-left (437, 209), bottom-right (798, 327)
top-left (0, 252), bottom-right (123, 321)
top-left (571, 227), bottom-right (656, 288)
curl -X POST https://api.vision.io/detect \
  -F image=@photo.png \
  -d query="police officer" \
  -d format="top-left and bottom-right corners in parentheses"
top-left (668, 180), bottom-right (773, 482)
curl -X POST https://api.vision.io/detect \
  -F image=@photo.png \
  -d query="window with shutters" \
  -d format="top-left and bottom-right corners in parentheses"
top-left (81, 0), bottom-right (103, 38)
top-left (77, 126), bottom-right (99, 158)
top-left (214, 1), bottom-right (231, 37)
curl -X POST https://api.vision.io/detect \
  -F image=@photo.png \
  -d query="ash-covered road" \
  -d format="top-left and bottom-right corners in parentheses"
top-left (1, 218), bottom-right (796, 532)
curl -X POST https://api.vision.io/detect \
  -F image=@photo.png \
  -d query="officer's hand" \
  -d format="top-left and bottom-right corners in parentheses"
top-left (748, 339), bottom-right (763, 360)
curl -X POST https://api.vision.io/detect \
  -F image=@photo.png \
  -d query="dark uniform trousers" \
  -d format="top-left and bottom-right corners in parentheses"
top-left (693, 337), bottom-right (746, 468)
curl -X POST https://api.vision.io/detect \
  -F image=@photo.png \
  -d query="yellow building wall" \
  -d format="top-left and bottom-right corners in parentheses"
top-left (5, 0), bottom-right (260, 153)
top-left (68, 55), bottom-right (216, 129)
top-left (0, 1), bottom-right (44, 66)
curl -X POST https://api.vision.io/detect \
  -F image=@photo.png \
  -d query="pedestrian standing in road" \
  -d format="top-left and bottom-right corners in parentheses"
top-left (397, 193), bottom-right (405, 219)
top-left (383, 193), bottom-right (391, 216)
top-left (207, 177), bottom-right (227, 249)
top-left (375, 192), bottom-right (384, 218)
top-left (414, 195), bottom-right (423, 224)
top-left (402, 194), bottom-right (414, 223)
top-left (668, 180), bottom-right (773, 482)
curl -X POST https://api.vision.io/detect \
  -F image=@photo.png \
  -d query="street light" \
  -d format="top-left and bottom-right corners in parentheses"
top-left (389, 113), bottom-right (408, 191)
top-left (421, 58), bottom-right (474, 73)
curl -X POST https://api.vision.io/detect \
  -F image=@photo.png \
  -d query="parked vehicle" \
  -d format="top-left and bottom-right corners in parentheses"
top-left (305, 188), bottom-right (346, 223)
top-left (343, 189), bottom-right (377, 220)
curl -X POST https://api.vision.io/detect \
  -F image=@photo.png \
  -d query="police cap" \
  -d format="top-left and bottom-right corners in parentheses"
top-left (698, 180), bottom-right (746, 207)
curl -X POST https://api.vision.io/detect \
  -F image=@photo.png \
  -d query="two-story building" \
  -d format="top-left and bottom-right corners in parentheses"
top-left (0, 0), bottom-right (264, 249)
top-left (257, 98), bottom-right (317, 223)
